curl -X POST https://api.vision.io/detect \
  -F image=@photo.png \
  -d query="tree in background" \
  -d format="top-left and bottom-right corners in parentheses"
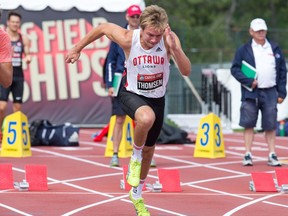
top-left (145, 0), bottom-right (288, 64)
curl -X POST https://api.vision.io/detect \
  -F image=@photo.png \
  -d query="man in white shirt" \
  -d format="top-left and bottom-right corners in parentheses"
top-left (231, 18), bottom-right (287, 167)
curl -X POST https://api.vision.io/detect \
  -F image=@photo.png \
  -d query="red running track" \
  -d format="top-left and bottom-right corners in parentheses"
top-left (1, 129), bottom-right (288, 216)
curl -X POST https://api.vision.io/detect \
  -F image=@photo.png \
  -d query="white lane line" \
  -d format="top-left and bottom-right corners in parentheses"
top-left (0, 203), bottom-right (33, 216)
top-left (182, 173), bottom-right (249, 185)
top-left (122, 199), bottom-right (188, 216)
top-left (47, 172), bottom-right (122, 185)
top-left (263, 200), bottom-right (288, 208)
top-left (224, 138), bottom-right (288, 151)
top-left (62, 194), bottom-right (129, 216)
top-left (189, 184), bottom-right (253, 200)
top-left (11, 167), bottom-right (115, 198)
top-left (27, 135), bottom-right (288, 215)
top-left (80, 140), bottom-right (106, 148)
top-left (223, 193), bottom-right (282, 216)
top-left (28, 148), bottom-right (189, 215)
top-left (154, 154), bottom-right (247, 175)
top-left (31, 148), bottom-right (117, 169)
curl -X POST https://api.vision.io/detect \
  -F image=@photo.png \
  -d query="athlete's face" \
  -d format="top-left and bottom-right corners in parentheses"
top-left (7, 15), bottom-right (21, 32)
top-left (141, 26), bottom-right (164, 49)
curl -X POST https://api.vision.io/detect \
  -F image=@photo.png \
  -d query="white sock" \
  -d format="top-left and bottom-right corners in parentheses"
top-left (269, 152), bottom-right (276, 157)
top-left (132, 179), bottom-right (145, 199)
top-left (131, 143), bottom-right (144, 161)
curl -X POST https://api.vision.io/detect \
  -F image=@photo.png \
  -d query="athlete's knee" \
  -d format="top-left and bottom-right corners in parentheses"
top-left (135, 107), bottom-right (155, 128)
top-left (0, 103), bottom-right (7, 113)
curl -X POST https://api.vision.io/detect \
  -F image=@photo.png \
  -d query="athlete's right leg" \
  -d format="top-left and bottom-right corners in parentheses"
top-left (134, 105), bottom-right (156, 148)
top-left (126, 105), bottom-right (155, 187)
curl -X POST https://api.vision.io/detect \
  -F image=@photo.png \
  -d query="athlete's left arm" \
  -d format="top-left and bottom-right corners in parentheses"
top-left (22, 35), bottom-right (31, 64)
top-left (165, 25), bottom-right (191, 76)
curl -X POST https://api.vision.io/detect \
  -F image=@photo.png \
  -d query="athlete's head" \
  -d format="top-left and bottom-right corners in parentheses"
top-left (7, 11), bottom-right (22, 32)
top-left (139, 5), bottom-right (168, 49)
top-left (140, 5), bottom-right (168, 33)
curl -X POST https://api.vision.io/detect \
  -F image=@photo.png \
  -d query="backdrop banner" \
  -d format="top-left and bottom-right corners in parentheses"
top-left (1, 6), bottom-right (127, 125)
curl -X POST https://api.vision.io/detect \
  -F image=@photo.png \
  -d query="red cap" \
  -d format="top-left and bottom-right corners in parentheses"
top-left (127, 5), bottom-right (142, 16)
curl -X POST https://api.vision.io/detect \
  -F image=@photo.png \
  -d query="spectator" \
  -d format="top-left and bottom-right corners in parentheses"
top-left (231, 18), bottom-right (287, 166)
top-left (0, 11), bottom-right (31, 141)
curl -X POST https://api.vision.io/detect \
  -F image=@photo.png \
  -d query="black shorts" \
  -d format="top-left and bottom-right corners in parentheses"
top-left (239, 87), bottom-right (278, 130)
top-left (118, 84), bottom-right (165, 147)
top-left (111, 96), bottom-right (126, 116)
top-left (0, 77), bottom-right (24, 103)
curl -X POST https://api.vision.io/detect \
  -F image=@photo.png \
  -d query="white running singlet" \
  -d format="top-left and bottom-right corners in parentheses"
top-left (125, 29), bottom-right (170, 98)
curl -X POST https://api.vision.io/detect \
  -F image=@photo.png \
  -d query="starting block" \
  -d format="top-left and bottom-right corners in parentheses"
top-left (14, 179), bottom-right (29, 191)
top-left (120, 165), bottom-right (131, 191)
top-left (25, 164), bottom-right (48, 191)
top-left (250, 172), bottom-right (277, 192)
top-left (93, 124), bottom-right (109, 142)
top-left (0, 164), bottom-right (14, 190)
top-left (105, 115), bottom-right (134, 158)
top-left (157, 168), bottom-right (181, 192)
top-left (146, 181), bottom-right (162, 192)
top-left (275, 168), bottom-right (288, 187)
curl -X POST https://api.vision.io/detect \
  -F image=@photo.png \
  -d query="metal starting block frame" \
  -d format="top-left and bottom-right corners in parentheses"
top-left (14, 179), bottom-right (29, 191)
top-left (120, 179), bottom-right (125, 190)
top-left (281, 184), bottom-right (288, 193)
top-left (146, 181), bottom-right (162, 192)
top-left (120, 180), bottom-right (163, 192)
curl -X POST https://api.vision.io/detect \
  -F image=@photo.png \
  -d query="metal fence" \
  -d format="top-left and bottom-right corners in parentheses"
top-left (166, 63), bottom-right (203, 115)
top-left (166, 63), bottom-right (231, 115)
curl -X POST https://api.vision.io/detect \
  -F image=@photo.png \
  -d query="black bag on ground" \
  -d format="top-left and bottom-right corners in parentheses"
top-left (157, 122), bottom-right (194, 144)
top-left (29, 120), bottom-right (79, 146)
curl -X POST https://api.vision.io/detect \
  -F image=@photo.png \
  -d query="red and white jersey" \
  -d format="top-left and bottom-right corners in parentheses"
top-left (0, 29), bottom-right (12, 63)
top-left (125, 29), bottom-right (170, 98)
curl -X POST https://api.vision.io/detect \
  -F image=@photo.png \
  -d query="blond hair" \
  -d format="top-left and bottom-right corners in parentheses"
top-left (140, 5), bottom-right (168, 32)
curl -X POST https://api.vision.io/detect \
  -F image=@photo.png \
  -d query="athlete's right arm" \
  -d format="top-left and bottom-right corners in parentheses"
top-left (65, 23), bottom-right (130, 64)
top-left (0, 33), bottom-right (13, 87)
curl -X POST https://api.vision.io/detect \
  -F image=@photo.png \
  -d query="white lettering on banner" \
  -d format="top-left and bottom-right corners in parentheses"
top-left (43, 21), bottom-right (56, 52)
top-left (56, 20), bottom-right (65, 51)
top-left (42, 20), bottom-right (66, 52)
top-left (29, 55), bottom-right (56, 101)
top-left (64, 19), bottom-right (79, 50)
top-left (21, 22), bottom-right (38, 53)
top-left (68, 53), bottom-right (91, 99)
top-left (91, 50), bottom-right (109, 97)
top-left (79, 19), bottom-right (92, 50)
top-left (92, 18), bottom-right (110, 48)
top-left (19, 17), bottom-right (111, 103)
top-left (56, 54), bottom-right (68, 100)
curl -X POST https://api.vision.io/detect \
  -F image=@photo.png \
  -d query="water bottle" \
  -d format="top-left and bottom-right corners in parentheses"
top-left (279, 120), bottom-right (285, 137)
